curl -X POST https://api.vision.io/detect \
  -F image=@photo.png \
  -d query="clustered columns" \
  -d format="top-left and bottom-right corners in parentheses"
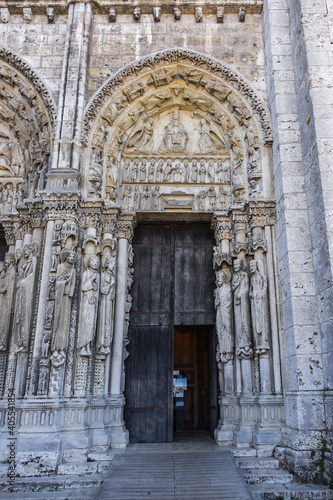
top-left (212, 202), bottom-right (283, 450)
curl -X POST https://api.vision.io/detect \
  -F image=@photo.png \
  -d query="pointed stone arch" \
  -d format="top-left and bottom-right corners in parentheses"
top-left (0, 47), bottom-right (56, 217)
top-left (82, 48), bottom-right (273, 212)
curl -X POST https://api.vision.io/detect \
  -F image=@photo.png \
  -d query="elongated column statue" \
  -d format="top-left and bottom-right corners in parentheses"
top-left (232, 258), bottom-right (253, 393)
top-left (51, 249), bottom-right (76, 357)
top-left (15, 242), bottom-right (38, 352)
top-left (214, 269), bottom-right (234, 393)
top-left (97, 256), bottom-right (116, 355)
top-left (0, 254), bottom-right (16, 352)
top-left (77, 256), bottom-right (100, 357)
top-left (249, 259), bottom-right (271, 392)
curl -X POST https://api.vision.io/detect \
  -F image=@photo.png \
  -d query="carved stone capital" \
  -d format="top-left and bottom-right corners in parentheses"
top-left (116, 215), bottom-right (136, 241)
top-left (248, 201), bottom-right (276, 227)
top-left (1, 220), bottom-right (16, 246)
top-left (252, 236), bottom-right (267, 253)
top-left (236, 346), bottom-right (253, 360)
top-left (101, 212), bottom-right (118, 234)
top-left (211, 214), bottom-right (231, 243)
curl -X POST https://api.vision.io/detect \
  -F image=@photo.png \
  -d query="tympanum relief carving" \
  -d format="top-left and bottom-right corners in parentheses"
top-left (86, 59), bottom-right (268, 210)
top-left (0, 58), bottom-right (53, 216)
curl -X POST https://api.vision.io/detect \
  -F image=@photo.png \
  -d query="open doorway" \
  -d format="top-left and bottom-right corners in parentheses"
top-left (173, 326), bottom-right (218, 436)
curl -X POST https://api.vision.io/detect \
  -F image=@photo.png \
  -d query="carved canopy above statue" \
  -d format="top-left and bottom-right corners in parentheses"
top-left (0, 47), bottom-right (55, 217)
top-left (82, 49), bottom-right (273, 212)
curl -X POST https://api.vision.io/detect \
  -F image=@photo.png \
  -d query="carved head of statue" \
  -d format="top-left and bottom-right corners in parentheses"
top-left (216, 270), bottom-right (225, 287)
top-left (23, 244), bottom-right (33, 259)
top-left (4, 253), bottom-right (14, 268)
top-left (15, 248), bottom-right (22, 264)
top-left (249, 260), bottom-right (258, 274)
top-left (88, 256), bottom-right (99, 271)
top-left (105, 257), bottom-right (115, 272)
top-left (233, 258), bottom-right (244, 272)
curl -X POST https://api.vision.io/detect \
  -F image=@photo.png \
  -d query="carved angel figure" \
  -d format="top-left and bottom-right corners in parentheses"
top-left (249, 260), bottom-right (270, 351)
top-left (232, 258), bottom-right (252, 359)
top-left (77, 256), bottom-right (100, 356)
top-left (215, 270), bottom-right (233, 363)
top-left (97, 257), bottom-right (116, 355)
top-left (51, 249), bottom-right (76, 356)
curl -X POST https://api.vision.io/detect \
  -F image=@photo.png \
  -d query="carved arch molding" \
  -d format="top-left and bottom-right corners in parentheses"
top-left (83, 49), bottom-right (273, 213)
top-left (0, 47), bottom-right (55, 218)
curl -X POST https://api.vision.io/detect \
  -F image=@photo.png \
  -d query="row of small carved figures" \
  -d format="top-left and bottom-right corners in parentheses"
top-left (121, 184), bottom-right (230, 211)
top-left (121, 158), bottom-right (231, 185)
top-left (0, 182), bottom-right (23, 215)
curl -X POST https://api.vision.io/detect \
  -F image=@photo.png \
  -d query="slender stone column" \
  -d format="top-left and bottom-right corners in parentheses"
top-left (28, 217), bottom-right (54, 394)
top-left (110, 217), bottom-right (135, 395)
top-left (109, 215), bottom-right (135, 448)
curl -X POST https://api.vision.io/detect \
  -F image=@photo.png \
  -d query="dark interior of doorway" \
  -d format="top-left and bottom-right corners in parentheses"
top-left (174, 325), bottom-right (215, 433)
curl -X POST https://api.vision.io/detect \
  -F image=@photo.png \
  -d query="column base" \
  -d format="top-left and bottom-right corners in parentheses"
top-left (110, 423), bottom-right (129, 449)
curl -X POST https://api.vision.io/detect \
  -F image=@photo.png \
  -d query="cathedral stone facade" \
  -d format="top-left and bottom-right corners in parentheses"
top-left (0, 0), bottom-right (332, 486)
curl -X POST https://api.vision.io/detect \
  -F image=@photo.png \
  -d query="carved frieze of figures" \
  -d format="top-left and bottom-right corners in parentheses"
top-left (96, 257), bottom-right (115, 355)
top-left (51, 249), bottom-right (76, 357)
top-left (160, 110), bottom-right (188, 153)
top-left (249, 260), bottom-right (270, 352)
top-left (121, 157), bottom-right (231, 186)
top-left (77, 256), bottom-right (100, 356)
top-left (232, 258), bottom-right (253, 360)
top-left (215, 270), bottom-right (233, 363)
top-left (0, 254), bottom-right (16, 351)
top-left (139, 90), bottom-right (172, 113)
top-left (14, 241), bottom-right (38, 353)
top-left (0, 182), bottom-right (23, 215)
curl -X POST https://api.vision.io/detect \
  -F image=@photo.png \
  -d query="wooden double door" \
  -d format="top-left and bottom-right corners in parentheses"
top-left (124, 223), bottom-right (217, 443)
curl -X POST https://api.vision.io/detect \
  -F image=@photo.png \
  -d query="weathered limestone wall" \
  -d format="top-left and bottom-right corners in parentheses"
top-left (263, 0), bottom-right (333, 482)
top-left (89, 12), bottom-right (267, 101)
top-left (1, 11), bottom-right (68, 102)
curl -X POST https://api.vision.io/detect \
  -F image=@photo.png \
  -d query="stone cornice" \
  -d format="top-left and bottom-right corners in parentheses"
top-left (0, 1), bottom-right (263, 15)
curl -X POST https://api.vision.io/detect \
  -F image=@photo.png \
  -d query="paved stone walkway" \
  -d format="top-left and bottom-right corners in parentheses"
top-left (98, 439), bottom-right (252, 500)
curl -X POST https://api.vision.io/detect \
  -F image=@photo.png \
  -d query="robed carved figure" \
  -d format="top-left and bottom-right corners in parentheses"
top-left (232, 258), bottom-right (252, 359)
top-left (77, 256), bottom-right (100, 356)
top-left (249, 260), bottom-right (270, 352)
top-left (15, 243), bottom-right (38, 352)
top-left (97, 257), bottom-right (116, 355)
top-left (51, 249), bottom-right (76, 355)
top-left (161, 110), bottom-right (188, 153)
top-left (0, 254), bottom-right (16, 351)
top-left (214, 269), bottom-right (233, 363)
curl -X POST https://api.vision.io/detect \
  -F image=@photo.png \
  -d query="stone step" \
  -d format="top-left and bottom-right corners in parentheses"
top-left (57, 460), bottom-right (110, 475)
top-left (242, 468), bottom-right (294, 485)
top-left (233, 447), bottom-right (257, 458)
top-left (236, 457), bottom-right (279, 469)
top-left (88, 450), bottom-right (121, 462)
top-left (0, 473), bottom-right (103, 493)
top-left (250, 483), bottom-right (333, 499)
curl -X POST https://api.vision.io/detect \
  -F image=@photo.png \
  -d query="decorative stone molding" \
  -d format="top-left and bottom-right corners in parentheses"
top-left (82, 49), bottom-right (272, 146)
